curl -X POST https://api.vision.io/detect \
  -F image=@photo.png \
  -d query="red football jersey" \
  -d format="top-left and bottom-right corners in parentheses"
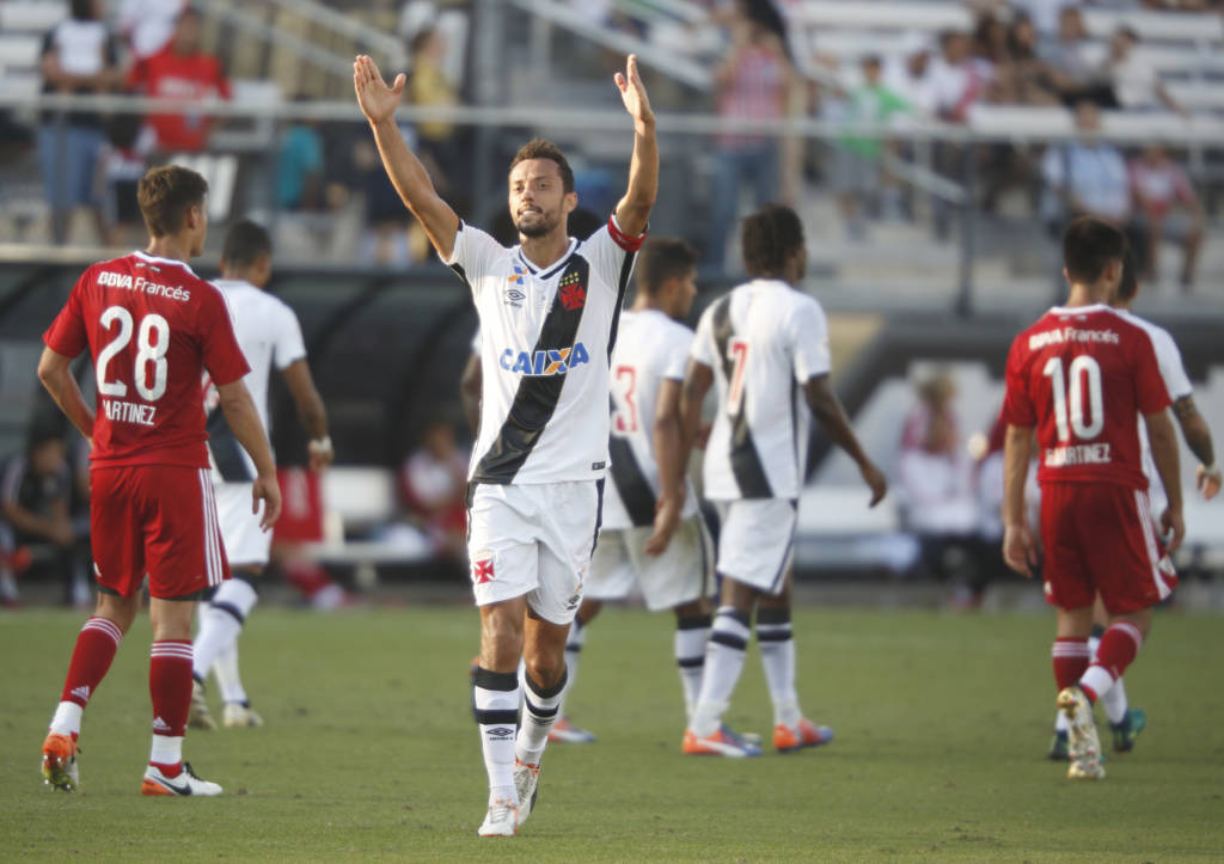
top-left (43, 252), bottom-right (249, 469)
top-left (1003, 304), bottom-right (1171, 489)
top-left (127, 48), bottom-right (230, 151)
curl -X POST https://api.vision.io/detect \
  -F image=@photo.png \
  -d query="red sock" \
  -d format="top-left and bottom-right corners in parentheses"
top-left (1080, 623), bottom-right (1142, 701)
top-left (1051, 638), bottom-right (1091, 690)
top-left (149, 640), bottom-right (193, 742)
top-left (59, 617), bottom-right (124, 708)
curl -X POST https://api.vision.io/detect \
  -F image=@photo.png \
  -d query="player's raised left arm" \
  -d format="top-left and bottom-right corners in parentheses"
top-left (37, 347), bottom-right (94, 443)
top-left (613, 55), bottom-right (657, 237)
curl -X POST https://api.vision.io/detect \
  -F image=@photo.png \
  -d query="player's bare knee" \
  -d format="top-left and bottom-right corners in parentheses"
top-left (719, 576), bottom-right (757, 613)
top-left (479, 605), bottom-right (524, 672)
top-left (524, 652), bottom-right (566, 691)
top-left (577, 598), bottom-right (603, 625)
top-left (95, 593), bottom-right (138, 633)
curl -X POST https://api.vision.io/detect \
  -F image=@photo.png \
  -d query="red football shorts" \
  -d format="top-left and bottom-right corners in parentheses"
top-left (91, 465), bottom-right (229, 600)
top-left (1039, 482), bottom-right (1177, 615)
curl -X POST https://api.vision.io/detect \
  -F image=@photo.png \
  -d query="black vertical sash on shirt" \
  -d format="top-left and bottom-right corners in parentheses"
top-left (472, 256), bottom-right (593, 484)
top-left (712, 296), bottom-right (773, 499)
top-left (607, 412), bottom-right (658, 527)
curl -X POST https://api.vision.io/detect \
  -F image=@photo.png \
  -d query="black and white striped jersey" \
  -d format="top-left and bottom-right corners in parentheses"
top-left (602, 309), bottom-right (699, 530)
top-left (446, 215), bottom-right (642, 486)
top-left (205, 279), bottom-right (306, 483)
top-left (691, 279), bottom-right (831, 501)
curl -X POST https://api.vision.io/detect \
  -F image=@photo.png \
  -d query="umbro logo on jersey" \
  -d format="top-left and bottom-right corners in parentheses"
top-left (499, 343), bottom-right (591, 377)
top-left (504, 287), bottom-right (526, 308)
top-left (71, 686), bottom-right (91, 702)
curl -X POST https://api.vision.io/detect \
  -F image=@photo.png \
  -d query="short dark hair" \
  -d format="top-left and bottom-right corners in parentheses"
top-left (137, 165), bottom-right (208, 237)
top-left (1116, 245), bottom-right (1139, 303)
top-left (635, 237), bottom-right (697, 296)
top-left (222, 219), bottom-right (273, 269)
top-left (509, 138), bottom-right (574, 194)
top-left (1062, 216), bottom-right (1126, 285)
top-left (741, 204), bottom-right (805, 277)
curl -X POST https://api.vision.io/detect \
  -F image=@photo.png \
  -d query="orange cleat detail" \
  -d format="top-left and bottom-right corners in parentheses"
top-left (41, 733), bottom-right (78, 791)
top-left (141, 778), bottom-right (176, 796)
top-left (773, 718), bottom-right (834, 753)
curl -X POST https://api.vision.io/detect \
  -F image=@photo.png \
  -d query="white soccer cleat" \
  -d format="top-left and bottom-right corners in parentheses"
top-left (1057, 686), bottom-right (1105, 781)
top-left (476, 797), bottom-right (520, 837)
top-left (188, 681), bottom-right (217, 731)
top-left (222, 703), bottom-right (264, 728)
top-left (513, 759), bottom-right (540, 828)
top-left (140, 762), bottom-right (223, 796)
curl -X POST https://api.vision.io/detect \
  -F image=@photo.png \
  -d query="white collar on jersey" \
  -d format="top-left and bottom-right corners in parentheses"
top-left (212, 278), bottom-right (258, 292)
top-left (1048, 303), bottom-right (1116, 316)
top-left (132, 250), bottom-right (198, 277)
top-left (515, 237), bottom-right (579, 279)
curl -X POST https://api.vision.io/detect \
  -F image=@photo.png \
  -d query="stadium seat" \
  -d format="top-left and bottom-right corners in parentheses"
top-left (0, 34), bottom-right (40, 71)
top-left (1081, 9), bottom-right (1224, 44)
top-left (0, 1), bottom-right (68, 33)
top-left (791, 1), bottom-right (972, 32)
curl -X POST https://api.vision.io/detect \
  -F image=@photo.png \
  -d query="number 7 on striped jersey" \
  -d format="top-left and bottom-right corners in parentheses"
top-left (727, 339), bottom-right (749, 417)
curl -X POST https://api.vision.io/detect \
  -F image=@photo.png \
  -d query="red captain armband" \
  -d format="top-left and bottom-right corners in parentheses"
top-left (607, 215), bottom-right (647, 253)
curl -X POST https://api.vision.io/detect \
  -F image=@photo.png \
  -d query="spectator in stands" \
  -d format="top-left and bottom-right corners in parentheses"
top-left (127, 6), bottom-right (230, 153)
top-left (1106, 27), bottom-right (1186, 115)
top-left (400, 420), bottom-right (469, 563)
top-left (834, 56), bottom-right (910, 240)
top-left (38, 0), bottom-right (122, 244)
top-left (991, 14), bottom-right (1061, 106)
top-left (884, 35), bottom-right (937, 118)
top-left (101, 112), bottom-right (148, 246)
top-left (277, 95), bottom-right (325, 212)
top-left (1042, 100), bottom-right (1131, 226)
top-left (971, 13), bottom-right (1011, 89)
top-left (929, 30), bottom-right (982, 123)
top-left (705, 0), bottom-right (794, 269)
top-left (1130, 144), bottom-right (1205, 290)
top-left (896, 371), bottom-right (980, 604)
top-left (1010, 0), bottom-right (1080, 38)
top-left (0, 430), bottom-right (90, 607)
top-left (117, 0), bottom-right (184, 60)
top-left (1041, 7), bottom-right (1113, 107)
top-left (407, 27), bottom-right (463, 208)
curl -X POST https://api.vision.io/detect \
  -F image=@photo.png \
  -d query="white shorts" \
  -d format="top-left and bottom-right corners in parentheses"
top-left (587, 516), bottom-right (715, 611)
top-left (716, 499), bottom-right (797, 595)
top-left (466, 480), bottom-right (601, 625)
top-left (215, 482), bottom-right (272, 569)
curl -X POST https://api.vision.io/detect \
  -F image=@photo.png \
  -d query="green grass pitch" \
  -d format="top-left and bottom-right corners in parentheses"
top-left (1, 606), bottom-right (1222, 862)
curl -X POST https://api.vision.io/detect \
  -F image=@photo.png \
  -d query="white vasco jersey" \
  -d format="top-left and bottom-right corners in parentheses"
top-left (205, 279), bottom-right (307, 482)
top-left (691, 279), bottom-right (831, 501)
top-left (603, 309), bottom-right (700, 530)
top-left (1120, 310), bottom-right (1192, 508)
top-left (446, 215), bottom-right (642, 485)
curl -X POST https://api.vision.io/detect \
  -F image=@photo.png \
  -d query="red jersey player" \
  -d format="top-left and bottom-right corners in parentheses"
top-left (1001, 217), bottom-right (1184, 781)
top-left (37, 165), bottom-right (281, 796)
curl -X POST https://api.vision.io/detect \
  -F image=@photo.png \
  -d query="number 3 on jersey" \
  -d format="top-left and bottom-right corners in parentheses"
top-left (1043, 355), bottom-right (1104, 442)
top-left (96, 305), bottom-right (170, 401)
top-left (612, 365), bottom-right (638, 434)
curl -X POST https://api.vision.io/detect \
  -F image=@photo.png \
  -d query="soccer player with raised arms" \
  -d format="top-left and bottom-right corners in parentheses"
top-left (354, 53), bottom-right (656, 835)
top-left (37, 165), bottom-right (282, 796)
top-left (680, 205), bottom-right (888, 757)
top-left (1003, 217), bottom-right (1184, 781)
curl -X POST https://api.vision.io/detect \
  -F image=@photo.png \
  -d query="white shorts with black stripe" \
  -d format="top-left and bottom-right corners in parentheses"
top-left (587, 516), bottom-right (715, 611)
top-left (214, 481), bottom-right (273, 569)
top-left (466, 480), bottom-right (601, 625)
top-left (715, 499), bottom-right (797, 595)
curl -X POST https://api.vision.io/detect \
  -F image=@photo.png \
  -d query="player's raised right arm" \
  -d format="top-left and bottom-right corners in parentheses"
top-left (37, 347), bottom-right (94, 443)
top-left (353, 55), bottom-right (459, 260)
top-left (216, 380), bottom-right (283, 530)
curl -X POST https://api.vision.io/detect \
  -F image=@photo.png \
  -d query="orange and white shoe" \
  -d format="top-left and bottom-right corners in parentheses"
top-left (682, 724), bottom-right (763, 758)
top-left (774, 718), bottom-right (834, 753)
top-left (41, 733), bottom-right (79, 791)
top-left (513, 759), bottom-right (540, 828)
top-left (547, 717), bottom-right (595, 744)
top-left (477, 797), bottom-right (520, 837)
top-left (141, 762), bottom-right (223, 796)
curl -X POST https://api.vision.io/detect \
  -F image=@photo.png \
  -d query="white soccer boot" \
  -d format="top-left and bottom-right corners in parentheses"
top-left (188, 680), bottom-right (217, 731)
top-left (141, 762), bottom-right (223, 796)
top-left (476, 797), bottom-right (520, 837)
top-left (1057, 686), bottom-right (1105, 780)
top-left (513, 759), bottom-right (540, 828)
top-left (222, 702), bottom-right (264, 728)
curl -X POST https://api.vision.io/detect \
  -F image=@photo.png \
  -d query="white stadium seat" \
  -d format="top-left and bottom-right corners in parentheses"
top-left (0, 1), bottom-right (68, 33)
top-left (1081, 9), bottom-right (1224, 43)
top-left (792, 1), bottom-right (972, 32)
top-left (0, 34), bottom-right (41, 71)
